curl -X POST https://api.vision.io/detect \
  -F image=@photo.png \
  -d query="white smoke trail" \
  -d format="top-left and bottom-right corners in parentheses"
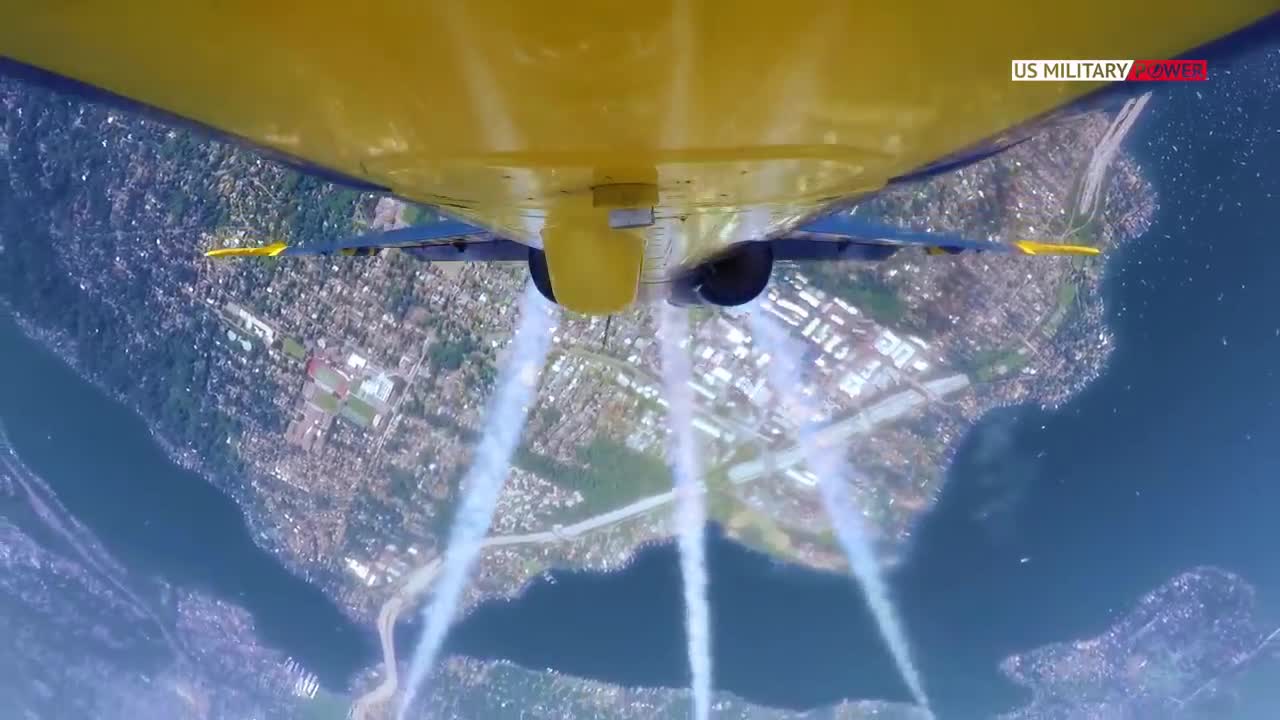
top-left (397, 283), bottom-right (558, 719)
top-left (658, 304), bottom-right (713, 720)
top-left (747, 307), bottom-right (932, 715)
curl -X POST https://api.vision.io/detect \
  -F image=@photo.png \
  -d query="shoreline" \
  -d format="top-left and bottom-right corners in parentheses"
top-left (2, 95), bottom-right (1155, 717)
top-left (350, 99), bottom-right (1158, 717)
top-left (1, 306), bottom-right (346, 601)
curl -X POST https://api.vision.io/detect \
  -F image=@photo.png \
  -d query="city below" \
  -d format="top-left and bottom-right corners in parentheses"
top-left (3, 65), bottom-right (1278, 720)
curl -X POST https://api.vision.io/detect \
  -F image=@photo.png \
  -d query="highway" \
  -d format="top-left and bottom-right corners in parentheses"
top-left (349, 493), bottom-right (680, 719)
top-left (351, 556), bottom-right (442, 720)
top-left (1073, 92), bottom-right (1152, 230)
top-left (728, 374), bottom-right (969, 484)
top-left (488, 489), bottom-right (677, 546)
top-left (349, 372), bottom-right (968, 719)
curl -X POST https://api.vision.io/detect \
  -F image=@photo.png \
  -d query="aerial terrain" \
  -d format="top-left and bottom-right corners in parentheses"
top-left (1, 45), bottom-right (1278, 720)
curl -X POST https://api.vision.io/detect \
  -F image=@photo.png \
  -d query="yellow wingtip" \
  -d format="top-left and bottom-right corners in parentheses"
top-left (205, 241), bottom-right (289, 258)
top-left (1013, 240), bottom-right (1102, 256)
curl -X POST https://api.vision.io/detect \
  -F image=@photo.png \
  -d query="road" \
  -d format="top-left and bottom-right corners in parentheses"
top-left (728, 374), bottom-right (969, 484)
top-left (370, 337), bottom-right (432, 462)
top-left (349, 372), bottom-right (968, 720)
top-left (490, 489), bottom-right (677, 546)
top-left (350, 556), bottom-right (443, 720)
top-left (348, 493), bottom-right (679, 720)
top-left (1073, 92), bottom-right (1152, 230)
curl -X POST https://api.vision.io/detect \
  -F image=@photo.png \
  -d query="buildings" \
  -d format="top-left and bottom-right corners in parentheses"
top-left (225, 302), bottom-right (278, 346)
top-left (285, 349), bottom-right (403, 449)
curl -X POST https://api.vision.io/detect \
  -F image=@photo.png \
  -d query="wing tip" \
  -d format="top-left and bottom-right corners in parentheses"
top-left (205, 242), bottom-right (289, 258)
top-left (1014, 240), bottom-right (1102, 256)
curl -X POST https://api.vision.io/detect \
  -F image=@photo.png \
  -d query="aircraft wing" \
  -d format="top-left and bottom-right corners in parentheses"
top-left (205, 220), bottom-right (526, 261)
top-left (4, 3), bottom-right (1274, 312)
top-left (776, 214), bottom-right (1101, 260)
top-left (4, 4), bottom-right (1271, 234)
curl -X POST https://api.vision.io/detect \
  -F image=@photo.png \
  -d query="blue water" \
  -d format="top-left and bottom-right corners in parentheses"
top-left (0, 314), bottom-right (376, 689)
top-left (446, 49), bottom-right (1280, 718)
top-left (436, 527), bottom-right (914, 704)
top-left (0, 35), bottom-right (1275, 720)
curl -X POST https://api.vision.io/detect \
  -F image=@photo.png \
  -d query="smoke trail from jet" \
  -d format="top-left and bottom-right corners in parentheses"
top-left (658, 305), bottom-right (713, 720)
top-left (397, 284), bottom-right (558, 719)
top-left (747, 307), bottom-right (932, 714)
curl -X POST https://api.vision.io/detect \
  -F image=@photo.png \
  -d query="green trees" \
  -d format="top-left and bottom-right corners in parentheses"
top-left (513, 436), bottom-right (671, 517)
top-left (386, 466), bottom-right (419, 501)
top-left (280, 174), bottom-right (361, 244)
top-left (420, 410), bottom-right (671, 519)
top-left (802, 265), bottom-right (908, 326)
top-left (427, 334), bottom-right (479, 373)
top-left (0, 92), bottom-right (248, 478)
top-left (0, 209), bottom-right (247, 476)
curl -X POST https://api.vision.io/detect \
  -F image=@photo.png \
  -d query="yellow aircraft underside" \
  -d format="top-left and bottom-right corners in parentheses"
top-left (0, 2), bottom-right (1273, 312)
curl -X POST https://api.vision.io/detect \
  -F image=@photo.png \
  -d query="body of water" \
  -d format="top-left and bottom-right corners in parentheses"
top-left (0, 314), bottom-right (376, 689)
top-left (0, 36), bottom-right (1275, 720)
top-left (446, 47), bottom-right (1280, 718)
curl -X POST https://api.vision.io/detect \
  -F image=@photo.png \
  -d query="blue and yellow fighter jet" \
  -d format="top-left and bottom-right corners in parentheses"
top-left (1, 3), bottom-right (1275, 315)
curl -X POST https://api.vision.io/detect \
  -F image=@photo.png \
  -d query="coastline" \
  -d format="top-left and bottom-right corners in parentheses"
top-left (2, 90), bottom-right (1156, 718)
top-left (1, 305), bottom-right (368, 626)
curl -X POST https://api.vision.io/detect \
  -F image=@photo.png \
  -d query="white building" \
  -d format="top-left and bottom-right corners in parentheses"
top-left (359, 371), bottom-right (396, 404)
